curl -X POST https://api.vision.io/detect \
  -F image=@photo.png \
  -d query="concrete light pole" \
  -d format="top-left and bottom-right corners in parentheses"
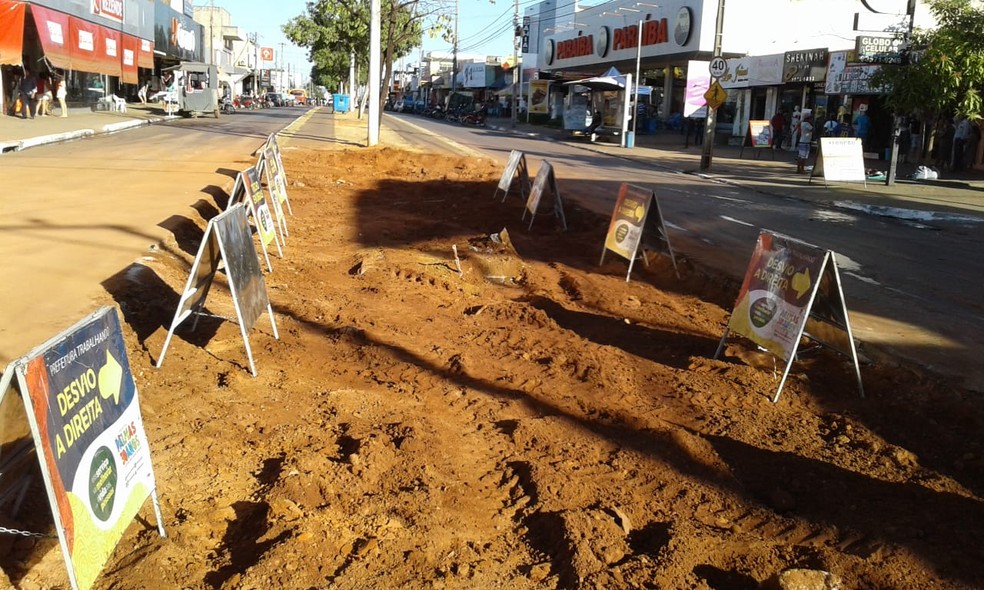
top-left (699, 0), bottom-right (726, 171)
top-left (885, 0), bottom-right (918, 186)
top-left (368, 0), bottom-right (381, 146)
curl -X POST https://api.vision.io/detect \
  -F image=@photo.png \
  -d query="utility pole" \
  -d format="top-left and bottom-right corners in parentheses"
top-left (886, 0), bottom-right (917, 186)
top-left (452, 0), bottom-right (458, 98)
top-left (511, 0), bottom-right (519, 129)
top-left (278, 42), bottom-right (285, 92)
top-left (699, 0), bottom-right (726, 171)
top-left (368, 0), bottom-right (381, 146)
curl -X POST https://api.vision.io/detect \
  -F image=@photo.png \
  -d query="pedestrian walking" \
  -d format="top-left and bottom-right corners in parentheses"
top-left (18, 68), bottom-right (37, 119)
top-left (54, 73), bottom-right (68, 117)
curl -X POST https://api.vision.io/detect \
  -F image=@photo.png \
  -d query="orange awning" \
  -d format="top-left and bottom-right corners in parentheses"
top-left (0, 0), bottom-right (26, 66)
top-left (120, 33), bottom-right (138, 84)
top-left (30, 3), bottom-right (71, 69)
top-left (137, 37), bottom-right (153, 69)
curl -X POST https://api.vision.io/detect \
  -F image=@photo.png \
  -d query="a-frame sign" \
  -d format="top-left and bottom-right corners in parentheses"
top-left (737, 120), bottom-right (776, 160)
top-left (157, 204), bottom-right (279, 376)
top-left (261, 146), bottom-right (291, 242)
top-left (239, 165), bottom-right (282, 271)
top-left (493, 150), bottom-right (532, 202)
top-left (265, 133), bottom-right (294, 216)
top-left (0, 307), bottom-right (165, 590)
top-left (522, 161), bottom-right (567, 231)
top-left (810, 137), bottom-right (867, 187)
top-left (599, 183), bottom-right (680, 281)
top-left (714, 230), bottom-right (864, 402)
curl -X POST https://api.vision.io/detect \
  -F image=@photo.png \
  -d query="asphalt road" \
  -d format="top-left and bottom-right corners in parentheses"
top-left (383, 112), bottom-right (984, 391)
top-left (0, 108), bottom-right (299, 365)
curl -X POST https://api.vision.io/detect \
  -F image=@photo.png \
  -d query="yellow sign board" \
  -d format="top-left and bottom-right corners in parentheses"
top-left (703, 80), bottom-right (727, 110)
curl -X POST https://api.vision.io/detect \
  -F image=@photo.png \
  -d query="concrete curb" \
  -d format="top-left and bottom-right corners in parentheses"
top-left (102, 119), bottom-right (150, 134)
top-left (18, 129), bottom-right (95, 151)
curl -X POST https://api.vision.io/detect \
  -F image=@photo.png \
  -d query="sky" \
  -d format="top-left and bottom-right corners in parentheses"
top-left (205, 0), bottom-right (530, 80)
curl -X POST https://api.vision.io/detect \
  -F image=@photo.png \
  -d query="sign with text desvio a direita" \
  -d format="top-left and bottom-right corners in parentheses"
top-left (21, 308), bottom-right (157, 590)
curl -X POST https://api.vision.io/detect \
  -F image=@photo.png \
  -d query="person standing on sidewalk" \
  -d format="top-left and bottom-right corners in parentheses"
top-left (796, 115), bottom-right (814, 174)
top-left (18, 68), bottom-right (37, 119)
top-left (138, 80), bottom-right (148, 104)
top-left (952, 115), bottom-right (972, 172)
top-left (34, 74), bottom-right (52, 117)
top-left (54, 73), bottom-right (68, 117)
top-left (789, 106), bottom-right (802, 151)
top-left (770, 110), bottom-right (785, 150)
top-left (853, 105), bottom-right (871, 151)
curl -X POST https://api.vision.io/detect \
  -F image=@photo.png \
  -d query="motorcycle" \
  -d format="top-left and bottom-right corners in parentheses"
top-left (221, 96), bottom-right (236, 114)
top-left (462, 106), bottom-right (488, 127)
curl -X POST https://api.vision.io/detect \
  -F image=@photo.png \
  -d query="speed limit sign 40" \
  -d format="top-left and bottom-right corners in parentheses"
top-left (709, 57), bottom-right (727, 79)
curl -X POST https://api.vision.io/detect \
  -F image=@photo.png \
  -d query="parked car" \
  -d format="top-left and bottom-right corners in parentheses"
top-left (281, 93), bottom-right (296, 107)
top-left (266, 92), bottom-right (284, 107)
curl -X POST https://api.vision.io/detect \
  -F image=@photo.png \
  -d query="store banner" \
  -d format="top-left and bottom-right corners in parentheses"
top-left (31, 4), bottom-right (72, 70)
top-left (0, 0), bottom-right (26, 66)
top-left (683, 60), bottom-right (709, 118)
top-left (90, 0), bottom-right (124, 25)
top-left (782, 48), bottom-right (828, 83)
top-left (529, 80), bottom-right (549, 114)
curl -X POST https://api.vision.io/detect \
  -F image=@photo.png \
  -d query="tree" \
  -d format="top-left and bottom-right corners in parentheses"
top-left (283, 0), bottom-right (446, 118)
top-left (873, 0), bottom-right (984, 121)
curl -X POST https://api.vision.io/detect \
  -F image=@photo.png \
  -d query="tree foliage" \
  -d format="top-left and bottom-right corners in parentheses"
top-left (283, 0), bottom-right (445, 100)
top-left (873, 0), bottom-right (984, 120)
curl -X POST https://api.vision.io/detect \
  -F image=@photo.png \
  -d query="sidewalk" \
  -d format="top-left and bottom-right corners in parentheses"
top-left (483, 116), bottom-right (984, 223)
top-left (0, 102), bottom-right (167, 153)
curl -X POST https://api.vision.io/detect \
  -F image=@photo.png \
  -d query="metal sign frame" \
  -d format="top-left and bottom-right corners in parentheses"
top-left (493, 150), bottom-right (532, 202)
top-left (239, 166), bottom-right (282, 271)
top-left (714, 231), bottom-right (864, 403)
top-left (599, 183), bottom-right (680, 281)
top-left (522, 161), bottom-right (567, 231)
top-left (157, 205), bottom-right (279, 376)
top-left (3, 307), bottom-right (165, 590)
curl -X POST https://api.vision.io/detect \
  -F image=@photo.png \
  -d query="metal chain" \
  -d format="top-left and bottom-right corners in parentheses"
top-left (0, 525), bottom-right (54, 538)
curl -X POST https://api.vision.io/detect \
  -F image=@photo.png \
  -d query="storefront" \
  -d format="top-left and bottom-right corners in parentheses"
top-left (721, 53), bottom-right (783, 139)
top-left (153, 0), bottom-right (204, 89)
top-left (536, 0), bottom-right (713, 121)
top-left (1, 0), bottom-right (155, 114)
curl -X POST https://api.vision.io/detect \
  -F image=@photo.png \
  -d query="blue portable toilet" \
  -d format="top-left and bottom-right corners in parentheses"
top-left (333, 94), bottom-right (350, 113)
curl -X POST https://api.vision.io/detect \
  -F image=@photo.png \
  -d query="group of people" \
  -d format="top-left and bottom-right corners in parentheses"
top-left (14, 67), bottom-right (68, 119)
top-left (769, 105), bottom-right (874, 173)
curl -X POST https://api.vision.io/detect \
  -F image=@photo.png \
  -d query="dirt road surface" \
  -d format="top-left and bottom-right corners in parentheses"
top-left (0, 118), bottom-right (981, 590)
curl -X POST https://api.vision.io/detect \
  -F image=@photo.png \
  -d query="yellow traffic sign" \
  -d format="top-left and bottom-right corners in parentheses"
top-left (703, 80), bottom-right (728, 110)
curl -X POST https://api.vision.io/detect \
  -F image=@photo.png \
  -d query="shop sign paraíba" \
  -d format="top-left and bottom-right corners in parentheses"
top-left (542, 1), bottom-right (697, 69)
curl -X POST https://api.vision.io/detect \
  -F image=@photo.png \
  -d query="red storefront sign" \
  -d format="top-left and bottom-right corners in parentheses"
top-left (0, 0), bottom-right (26, 65)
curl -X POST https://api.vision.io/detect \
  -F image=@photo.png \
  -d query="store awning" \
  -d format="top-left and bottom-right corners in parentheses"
top-left (102, 26), bottom-right (122, 78)
top-left (121, 33), bottom-right (138, 84)
top-left (564, 67), bottom-right (651, 95)
top-left (138, 37), bottom-right (153, 69)
top-left (31, 4), bottom-right (72, 69)
top-left (0, 0), bottom-right (25, 66)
